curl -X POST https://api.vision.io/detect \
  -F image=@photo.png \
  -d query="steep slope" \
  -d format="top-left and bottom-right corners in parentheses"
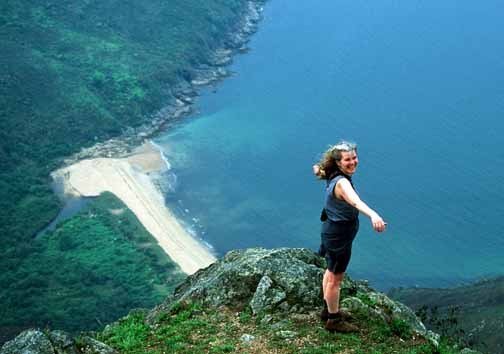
top-left (389, 277), bottom-right (504, 354)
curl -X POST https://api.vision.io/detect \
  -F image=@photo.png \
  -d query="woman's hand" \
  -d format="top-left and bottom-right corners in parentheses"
top-left (371, 214), bottom-right (386, 233)
top-left (336, 178), bottom-right (386, 232)
top-left (312, 164), bottom-right (321, 176)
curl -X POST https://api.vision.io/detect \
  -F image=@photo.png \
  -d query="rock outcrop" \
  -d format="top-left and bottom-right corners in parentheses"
top-left (150, 248), bottom-right (325, 316)
top-left (0, 329), bottom-right (116, 354)
top-left (147, 248), bottom-right (440, 343)
top-left (2, 248), bottom-right (483, 354)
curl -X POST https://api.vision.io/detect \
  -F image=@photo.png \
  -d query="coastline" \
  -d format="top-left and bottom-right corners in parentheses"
top-left (49, 1), bottom-right (266, 274)
top-left (59, 1), bottom-right (265, 166)
top-left (52, 141), bottom-right (216, 275)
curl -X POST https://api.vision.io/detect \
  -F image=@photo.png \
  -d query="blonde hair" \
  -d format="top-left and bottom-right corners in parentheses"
top-left (315, 141), bottom-right (357, 180)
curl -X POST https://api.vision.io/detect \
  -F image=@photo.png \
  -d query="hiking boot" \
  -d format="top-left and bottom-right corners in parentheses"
top-left (337, 309), bottom-right (353, 321)
top-left (325, 318), bottom-right (359, 333)
top-left (320, 307), bottom-right (329, 322)
top-left (320, 308), bottom-right (353, 322)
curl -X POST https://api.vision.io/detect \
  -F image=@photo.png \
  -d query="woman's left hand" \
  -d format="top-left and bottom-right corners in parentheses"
top-left (371, 214), bottom-right (386, 233)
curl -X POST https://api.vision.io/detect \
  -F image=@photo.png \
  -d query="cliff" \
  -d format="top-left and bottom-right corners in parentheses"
top-left (1, 248), bottom-right (483, 354)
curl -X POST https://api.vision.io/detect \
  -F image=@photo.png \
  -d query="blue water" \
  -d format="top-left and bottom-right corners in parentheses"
top-left (156, 0), bottom-right (504, 290)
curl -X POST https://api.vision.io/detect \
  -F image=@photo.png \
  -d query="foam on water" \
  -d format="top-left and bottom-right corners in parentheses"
top-left (149, 140), bottom-right (172, 171)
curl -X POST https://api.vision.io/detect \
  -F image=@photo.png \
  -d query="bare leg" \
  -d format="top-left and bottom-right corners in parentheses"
top-left (322, 270), bottom-right (329, 300)
top-left (324, 270), bottom-right (344, 313)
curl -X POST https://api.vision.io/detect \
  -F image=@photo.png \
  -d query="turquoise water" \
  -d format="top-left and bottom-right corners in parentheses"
top-left (156, 0), bottom-right (504, 290)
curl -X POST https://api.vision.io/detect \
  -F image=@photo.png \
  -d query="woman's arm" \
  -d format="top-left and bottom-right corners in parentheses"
top-left (335, 179), bottom-right (386, 232)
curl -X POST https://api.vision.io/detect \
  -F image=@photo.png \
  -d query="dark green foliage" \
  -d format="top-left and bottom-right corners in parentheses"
top-left (389, 277), bottom-right (504, 354)
top-left (0, 193), bottom-right (185, 338)
top-left (416, 305), bottom-right (465, 340)
top-left (0, 0), bottom-right (251, 253)
top-left (389, 318), bottom-right (412, 339)
top-left (0, 0), bottom-right (252, 343)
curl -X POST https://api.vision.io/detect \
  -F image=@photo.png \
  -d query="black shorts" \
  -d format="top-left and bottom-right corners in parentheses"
top-left (319, 218), bottom-right (359, 273)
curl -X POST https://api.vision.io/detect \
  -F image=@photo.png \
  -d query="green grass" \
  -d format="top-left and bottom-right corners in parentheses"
top-left (95, 301), bottom-right (462, 354)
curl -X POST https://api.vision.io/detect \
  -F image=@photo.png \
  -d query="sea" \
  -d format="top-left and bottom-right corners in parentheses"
top-left (154, 0), bottom-right (504, 290)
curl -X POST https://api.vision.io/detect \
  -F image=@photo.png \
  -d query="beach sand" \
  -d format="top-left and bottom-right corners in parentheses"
top-left (52, 141), bottom-right (216, 275)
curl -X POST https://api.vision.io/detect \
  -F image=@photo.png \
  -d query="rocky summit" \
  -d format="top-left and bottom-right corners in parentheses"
top-left (1, 248), bottom-right (483, 354)
top-left (151, 248), bottom-right (326, 316)
top-left (148, 248), bottom-right (436, 338)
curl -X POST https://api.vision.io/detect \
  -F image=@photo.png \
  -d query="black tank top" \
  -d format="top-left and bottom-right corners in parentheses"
top-left (324, 174), bottom-right (359, 222)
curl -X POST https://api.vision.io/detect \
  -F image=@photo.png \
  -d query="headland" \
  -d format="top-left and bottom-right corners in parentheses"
top-left (52, 141), bottom-right (216, 275)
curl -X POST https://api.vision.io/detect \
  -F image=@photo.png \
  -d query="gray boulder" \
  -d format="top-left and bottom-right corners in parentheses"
top-left (145, 247), bottom-right (454, 351)
top-left (149, 248), bottom-right (326, 319)
top-left (0, 329), bottom-right (117, 354)
top-left (48, 331), bottom-right (79, 354)
top-left (341, 296), bottom-right (388, 323)
top-left (0, 329), bottom-right (55, 354)
top-left (249, 275), bottom-right (287, 315)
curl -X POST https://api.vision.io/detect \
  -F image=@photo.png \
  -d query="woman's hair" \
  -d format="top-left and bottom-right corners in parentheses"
top-left (315, 141), bottom-right (357, 180)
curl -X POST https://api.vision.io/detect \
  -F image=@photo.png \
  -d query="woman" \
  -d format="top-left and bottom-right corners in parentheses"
top-left (313, 141), bottom-right (386, 333)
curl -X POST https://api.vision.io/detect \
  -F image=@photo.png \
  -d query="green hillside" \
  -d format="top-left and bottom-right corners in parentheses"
top-left (0, 192), bottom-right (186, 343)
top-left (0, 0), bottom-right (254, 251)
top-left (0, 0), bottom-right (260, 343)
top-left (389, 277), bottom-right (504, 354)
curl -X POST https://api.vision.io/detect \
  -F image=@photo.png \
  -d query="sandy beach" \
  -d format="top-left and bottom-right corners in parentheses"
top-left (52, 141), bottom-right (216, 275)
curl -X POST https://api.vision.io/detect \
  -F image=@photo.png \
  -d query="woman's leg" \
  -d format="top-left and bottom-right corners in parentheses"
top-left (322, 269), bottom-right (329, 298)
top-left (324, 270), bottom-right (344, 313)
top-left (324, 270), bottom-right (358, 332)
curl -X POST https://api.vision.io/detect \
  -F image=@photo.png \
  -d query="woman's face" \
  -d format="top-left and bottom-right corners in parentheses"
top-left (337, 150), bottom-right (359, 175)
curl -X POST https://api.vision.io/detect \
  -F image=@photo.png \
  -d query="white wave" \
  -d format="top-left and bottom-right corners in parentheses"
top-left (149, 140), bottom-right (172, 170)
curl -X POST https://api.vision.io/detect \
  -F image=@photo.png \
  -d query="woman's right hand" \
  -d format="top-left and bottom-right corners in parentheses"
top-left (371, 214), bottom-right (386, 233)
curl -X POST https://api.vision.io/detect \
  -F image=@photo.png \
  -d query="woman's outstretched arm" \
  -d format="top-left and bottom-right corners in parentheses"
top-left (335, 179), bottom-right (386, 232)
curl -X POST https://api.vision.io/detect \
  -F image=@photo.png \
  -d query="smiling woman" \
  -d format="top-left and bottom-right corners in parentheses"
top-left (313, 141), bottom-right (386, 333)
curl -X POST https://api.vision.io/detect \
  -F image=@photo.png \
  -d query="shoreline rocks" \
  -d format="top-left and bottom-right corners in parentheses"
top-left (60, 0), bottom-right (266, 167)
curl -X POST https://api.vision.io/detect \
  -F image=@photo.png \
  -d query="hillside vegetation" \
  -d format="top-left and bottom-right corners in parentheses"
top-left (0, 0), bottom-right (253, 253)
top-left (0, 0), bottom-right (258, 342)
top-left (389, 277), bottom-right (504, 354)
top-left (0, 192), bottom-right (186, 343)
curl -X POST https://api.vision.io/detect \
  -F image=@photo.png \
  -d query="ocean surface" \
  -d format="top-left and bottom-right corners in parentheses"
top-left (155, 0), bottom-right (504, 290)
